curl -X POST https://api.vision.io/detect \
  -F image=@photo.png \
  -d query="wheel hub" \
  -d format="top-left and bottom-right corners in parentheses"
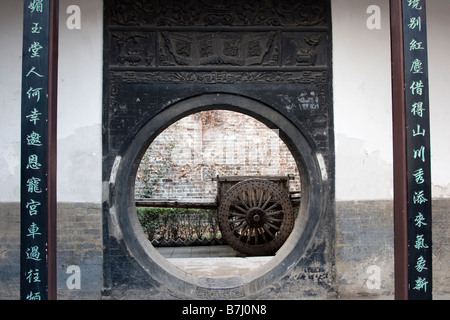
top-left (247, 207), bottom-right (265, 227)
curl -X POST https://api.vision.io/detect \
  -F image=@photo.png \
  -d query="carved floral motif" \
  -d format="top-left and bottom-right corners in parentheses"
top-left (109, 0), bottom-right (327, 27)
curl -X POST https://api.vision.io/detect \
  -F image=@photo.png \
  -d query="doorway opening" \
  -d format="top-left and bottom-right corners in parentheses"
top-left (134, 109), bottom-right (301, 277)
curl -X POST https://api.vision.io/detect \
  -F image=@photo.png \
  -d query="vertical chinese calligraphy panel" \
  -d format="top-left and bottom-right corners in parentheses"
top-left (402, 0), bottom-right (432, 300)
top-left (20, 0), bottom-right (50, 301)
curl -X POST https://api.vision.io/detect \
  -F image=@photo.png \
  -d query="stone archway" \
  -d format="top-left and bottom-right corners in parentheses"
top-left (102, 0), bottom-right (334, 299)
top-left (109, 93), bottom-right (326, 298)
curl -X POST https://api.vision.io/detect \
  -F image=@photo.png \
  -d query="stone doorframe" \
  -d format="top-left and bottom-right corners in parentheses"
top-left (108, 93), bottom-right (327, 298)
top-left (102, 0), bottom-right (334, 299)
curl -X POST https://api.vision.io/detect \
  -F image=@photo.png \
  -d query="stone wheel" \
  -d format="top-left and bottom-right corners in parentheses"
top-left (218, 179), bottom-right (295, 256)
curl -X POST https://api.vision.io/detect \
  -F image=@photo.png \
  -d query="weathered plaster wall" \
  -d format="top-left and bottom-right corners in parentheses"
top-left (333, 0), bottom-right (394, 202)
top-left (0, 0), bottom-right (23, 202)
top-left (333, 0), bottom-right (450, 201)
top-left (57, 0), bottom-right (103, 203)
top-left (332, 0), bottom-right (395, 297)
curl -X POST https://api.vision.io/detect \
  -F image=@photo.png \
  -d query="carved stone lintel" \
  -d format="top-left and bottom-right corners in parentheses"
top-left (109, 30), bottom-right (327, 69)
top-left (160, 31), bottom-right (279, 67)
top-left (110, 70), bottom-right (328, 84)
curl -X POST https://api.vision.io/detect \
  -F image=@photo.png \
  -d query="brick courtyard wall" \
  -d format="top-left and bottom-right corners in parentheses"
top-left (135, 110), bottom-right (300, 200)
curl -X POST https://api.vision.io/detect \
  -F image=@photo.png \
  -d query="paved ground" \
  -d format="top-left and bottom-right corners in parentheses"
top-left (156, 246), bottom-right (450, 299)
top-left (156, 245), bottom-right (272, 278)
top-left (156, 245), bottom-right (238, 258)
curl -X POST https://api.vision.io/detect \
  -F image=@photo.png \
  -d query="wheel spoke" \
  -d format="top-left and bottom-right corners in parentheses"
top-left (252, 188), bottom-right (258, 207)
top-left (246, 228), bottom-right (255, 244)
top-left (262, 225), bottom-right (275, 239)
top-left (259, 227), bottom-right (268, 243)
top-left (246, 189), bottom-right (255, 208)
top-left (238, 195), bottom-right (250, 210)
top-left (234, 220), bottom-right (247, 230)
top-left (238, 224), bottom-right (249, 238)
top-left (267, 217), bottom-right (283, 223)
top-left (229, 217), bottom-right (246, 224)
top-left (265, 221), bottom-right (280, 231)
top-left (258, 189), bottom-right (265, 207)
top-left (232, 204), bottom-right (248, 215)
top-left (265, 210), bottom-right (283, 216)
top-left (261, 196), bottom-right (272, 210)
top-left (265, 201), bottom-right (280, 212)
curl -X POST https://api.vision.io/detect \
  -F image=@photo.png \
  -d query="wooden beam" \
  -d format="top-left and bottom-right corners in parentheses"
top-left (135, 199), bottom-right (218, 210)
top-left (47, 0), bottom-right (59, 301)
top-left (390, 0), bottom-right (409, 300)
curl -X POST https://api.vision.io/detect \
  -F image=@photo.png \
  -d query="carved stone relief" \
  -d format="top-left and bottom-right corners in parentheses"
top-left (110, 70), bottom-right (328, 84)
top-left (109, 31), bottom-right (327, 69)
top-left (159, 31), bottom-right (279, 67)
top-left (111, 32), bottom-right (156, 67)
top-left (282, 34), bottom-right (327, 67)
top-left (109, 0), bottom-right (327, 27)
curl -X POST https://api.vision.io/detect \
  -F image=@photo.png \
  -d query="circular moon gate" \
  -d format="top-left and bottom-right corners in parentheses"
top-left (111, 93), bottom-right (325, 298)
top-left (218, 179), bottom-right (295, 256)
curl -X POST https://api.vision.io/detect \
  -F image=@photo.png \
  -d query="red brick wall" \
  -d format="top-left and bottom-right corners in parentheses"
top-left (135, 110), bottom-right (300, 200)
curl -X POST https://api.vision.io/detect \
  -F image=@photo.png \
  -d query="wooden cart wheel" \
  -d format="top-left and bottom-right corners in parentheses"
top-left (218, 179), bottom-right (295, 256)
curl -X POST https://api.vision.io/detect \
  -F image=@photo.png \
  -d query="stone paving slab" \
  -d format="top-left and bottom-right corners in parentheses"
top-left (167, 256), bottom-right (272, 278)
top-left (157, 245), bottom-right (272, 278)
